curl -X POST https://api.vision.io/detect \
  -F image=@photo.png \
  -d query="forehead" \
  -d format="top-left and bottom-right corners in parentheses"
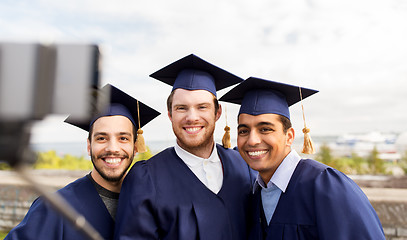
top-left (92, 115), bottom-right (134, 133)
top-left (172, 88), bottom-right (215, 105)
top-left (238, 113), bottom-right (281, 125)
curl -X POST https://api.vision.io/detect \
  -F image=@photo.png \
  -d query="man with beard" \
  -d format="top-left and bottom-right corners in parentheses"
top-left (115, 54), bottom-right (256, 240)
top-left (219, 77), bottom-right (385, 239)
top-left (5, 84), bottom-right (160, 240)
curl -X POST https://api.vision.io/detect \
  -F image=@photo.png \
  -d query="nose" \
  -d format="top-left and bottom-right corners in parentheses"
top-left (247, 131), bottom-right (261, 146)
top-left (185, 108), bottom-right (199, 122)
top-left (105, 139), bottom-right (120, 153)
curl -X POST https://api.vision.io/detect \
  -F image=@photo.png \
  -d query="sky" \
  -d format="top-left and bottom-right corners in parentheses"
top-left (1, 0), bottom-right (407, 149)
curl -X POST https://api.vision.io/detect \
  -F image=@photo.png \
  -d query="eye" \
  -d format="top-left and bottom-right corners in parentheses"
top-left (175, 106), bottom-right (186, 111)
top-left (119, 136), bottom-right (130, 141)
top-left (96, 136), bottom-right (106, 141)
top-left (238, 128), bottom-right (249, 136)
top-left (260, 127), bottom-right (274, 133)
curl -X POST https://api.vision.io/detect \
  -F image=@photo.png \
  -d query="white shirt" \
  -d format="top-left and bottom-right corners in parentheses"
top-left (175, 142), bottom-right (223, 194)
top-left (253, 149), bottom-right (301, 224)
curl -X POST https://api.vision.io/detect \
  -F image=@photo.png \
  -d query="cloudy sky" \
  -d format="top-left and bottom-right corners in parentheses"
top-left (1, 0), bottom-right (407, 148)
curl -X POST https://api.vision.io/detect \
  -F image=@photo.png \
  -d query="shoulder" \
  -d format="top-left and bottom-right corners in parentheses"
top-left (295, 159), bottom-right (332, 180)
top-left (296, 159), bottom-right (361, 194)
top-left (128, 147), bottom-right (176, 174)
top-left (57, 175), bottom-right (91, 196)
top-left (144, 147), bottom-right (176, 165)
top-left (298, 158), bottom-right (329, 171)
top-left (217, 144), bottom-right (245, 162)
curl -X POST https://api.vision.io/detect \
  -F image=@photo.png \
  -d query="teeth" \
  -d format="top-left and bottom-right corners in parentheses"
top-left (248, 151), bottom-right (267, 156)
top-left (185, 127), bottom-right (201, 132)
top-left (105, 158), bottom-right (122, 164)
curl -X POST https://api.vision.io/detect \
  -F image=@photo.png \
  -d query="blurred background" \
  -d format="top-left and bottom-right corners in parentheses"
top-left (1, 0), bottom-right (407, 161)
top-left (1, 0), bottom-right (407, 238)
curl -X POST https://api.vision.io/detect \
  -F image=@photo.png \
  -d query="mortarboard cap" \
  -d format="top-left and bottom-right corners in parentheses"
top-left (220, 77), bottom-right (319, 154)
top-left (219, 77), bottom-right (318, 119)
top-left (149, 54), bottom-right (243, 97)
top-left (65, 84), bottom-right (160, 133)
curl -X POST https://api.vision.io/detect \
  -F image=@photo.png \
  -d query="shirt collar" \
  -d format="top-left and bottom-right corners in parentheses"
top-left (253, 149), bottom-right (301, 193)
top-left (174, 142), bottom-right (219, 168)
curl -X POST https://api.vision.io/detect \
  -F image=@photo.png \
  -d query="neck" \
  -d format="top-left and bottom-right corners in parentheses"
top-left (90, 170), bottom-right (122, 193)
top-left (177, 139), bottom-right (215, 159)
top-left (259, 148), bottom-right (292, 186)
top-left (259, 171), bottom-right (275, 186)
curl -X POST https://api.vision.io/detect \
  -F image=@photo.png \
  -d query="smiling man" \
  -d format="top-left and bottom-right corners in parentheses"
top-left (5, 84), bottom-right (160, 240)
top-left (115, 54), bottom-right (256, 240)
top-left (220, 77), bottom-right (385, 240)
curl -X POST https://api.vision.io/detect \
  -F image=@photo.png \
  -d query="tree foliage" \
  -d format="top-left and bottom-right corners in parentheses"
top-left (0, 162), bottom-right (11, 170)
top-left (316, 144), bottom-right (334, 166)
top-left (400, 150), bottom-right (407, 174)
top-left (366, 147), bottom-right (386, 174)
top-left (34, 150), bottom-right (93, 170)
top-left (0, 146), bottom-right (156, 171)
top-left (315, 144), bottom-right (391, 175)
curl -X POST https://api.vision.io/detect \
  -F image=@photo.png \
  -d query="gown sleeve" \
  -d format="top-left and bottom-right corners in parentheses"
top-left (314, 168), bottom-right (385, 240)
top-left (114, 160), bottom-right (159, 240)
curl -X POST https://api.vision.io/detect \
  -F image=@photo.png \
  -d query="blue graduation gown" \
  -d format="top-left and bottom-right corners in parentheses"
top-left (115, 144), bottom-right (255, 240)
top-left (248, 159), bottom-right (385, 240)
top-left (5, 175), bottom-right (114, 240)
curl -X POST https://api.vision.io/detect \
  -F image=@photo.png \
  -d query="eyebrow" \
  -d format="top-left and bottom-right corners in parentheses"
top-left (174, 102), bottom-right (212, 107)
top-left (237, 124), bottom-right (248, 129)
top-left (93, 132), bottom-right (132, 137)
top-left (237, 121), bottom-right (276, 129)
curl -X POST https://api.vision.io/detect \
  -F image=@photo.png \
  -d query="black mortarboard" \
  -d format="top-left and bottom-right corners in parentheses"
top-left (65, 84), bottom-right (160, 132)
top-left (219, 77), bottom-right (318, 119)
top-left (149, 54), bottom-right (243, 97)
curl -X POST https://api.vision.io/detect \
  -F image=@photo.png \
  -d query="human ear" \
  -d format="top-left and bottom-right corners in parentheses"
top-left (286, 127), bottom-right (295, 147)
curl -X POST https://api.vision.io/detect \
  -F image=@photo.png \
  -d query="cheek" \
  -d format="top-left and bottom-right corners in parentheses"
top-left (237, 137), bottom-right (245, 149)
top-left (90, 142), bottom-right (106, 153)
top-left (123, 143), bottom-right (135, 153)
top-left (171, 113), bottom-right (184, 123)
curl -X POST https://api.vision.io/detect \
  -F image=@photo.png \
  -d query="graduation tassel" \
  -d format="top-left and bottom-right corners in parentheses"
top-left (135, 100), bottom-right (147, 153)
top-left (222, 105), bottom-right (231, 149)
top-left (299, 87), bottom-right (315, 154)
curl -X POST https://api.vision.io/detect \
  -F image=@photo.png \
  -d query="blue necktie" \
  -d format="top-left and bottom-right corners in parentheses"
top-left (261, 184), bottom-right (282, 224)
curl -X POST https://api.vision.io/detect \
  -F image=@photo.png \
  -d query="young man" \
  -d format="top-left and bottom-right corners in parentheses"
top-left (220, 77), bottom-right (385, 239)
top-left (5, 84), bottom-right (160, 240)
top-left (115, 54), bottom-right (256, 240)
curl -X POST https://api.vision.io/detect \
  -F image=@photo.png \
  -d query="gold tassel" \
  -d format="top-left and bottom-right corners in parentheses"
top-left (134, 100), bottom-right (147, 153)
top-left (222, 105), bottom-right (231, 148)
top-left (299, 87), bottom-right (315, 154)
top-left (222, 126), bottom-right (231, 149)
top-left (302, 127), bottom-right (315, 154)
top-left (135, 129), bottom-right (147, 153)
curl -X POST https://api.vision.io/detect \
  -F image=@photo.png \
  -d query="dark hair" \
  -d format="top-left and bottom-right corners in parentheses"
top-left (87, 120), bottom-right (137, 142)
top-left (278, 115), bottom-right (292, 134)
top-left (166, 90), bottom-right (220, 116)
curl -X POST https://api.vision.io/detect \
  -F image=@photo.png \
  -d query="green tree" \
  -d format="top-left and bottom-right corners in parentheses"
top-left (348, 152), bottom-right (367, 174)
top-left (0, 162), bottom-right (11, 170)
top-left (34, 150), bottom-right (92, 170)
top-left (367, 147), bottom-right (385, 174)
top-left (400, 150), bottom-right (407, 174)
top-left (34, 150), bottom-right (60, 169)
top-left (316, 143), bottom-right (334, 166)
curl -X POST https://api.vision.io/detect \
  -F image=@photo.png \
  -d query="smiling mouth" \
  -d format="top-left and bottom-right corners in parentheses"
top-left (184, 126), bottom-right (203, 134)
top-left (103, 157), bottom-right (123, 164)
top-left (247, 150), bottom-right (268, 157)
